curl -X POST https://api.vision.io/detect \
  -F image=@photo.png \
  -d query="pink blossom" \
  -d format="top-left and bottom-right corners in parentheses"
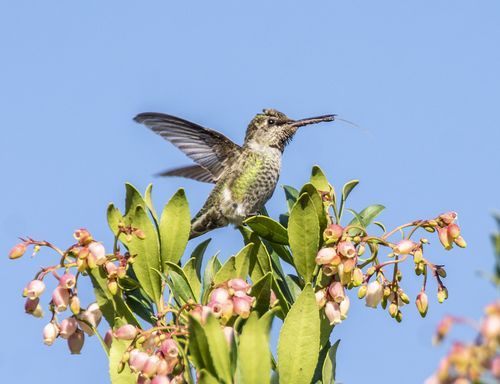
top-left (43, 322), bottom-right (59, 345)
top-left (52, 286), bottom-right (70, 312)
top-left (337, 241), bottom-right (356, 258)
top-left (160, 339), bottom-right (179, 359)
top-left (325, 301), bottom-right (342, 325)
top-left (365, 280), bottom-right (383, 308)
top-left (68, 329), bottom-right (85, 354)
top-left (394, 239), bottom-right (417, 255)
top-left (114, 324), bottom-right (138, 340)
top-left (129, 350), bottom-right (149, 373)
top-left (9, 243), bottom-right (27, 259)
top-left (59, 317), bottom-right (78, 339)
top-left (227, 278), bottom-right (250, 292)
top-left (88, 242), bottom-right (106, 265)
top-left (59, 273), bottom-right (76, 289)
top-left (23, 279), bottom-right (45, 299)
top-left (315, 247), bottom-right (337, 265)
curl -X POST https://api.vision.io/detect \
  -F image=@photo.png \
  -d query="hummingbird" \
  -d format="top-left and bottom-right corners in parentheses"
top-left (134, 109), bottom-right (336, 239)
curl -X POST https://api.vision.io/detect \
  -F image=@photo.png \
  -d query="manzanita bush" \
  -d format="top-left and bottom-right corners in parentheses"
top-left (9, 166), bottom-right (467, 384)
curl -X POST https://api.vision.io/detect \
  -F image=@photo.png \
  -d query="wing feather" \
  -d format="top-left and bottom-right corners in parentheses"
top-left (155, 165), bottom-right (215, 184)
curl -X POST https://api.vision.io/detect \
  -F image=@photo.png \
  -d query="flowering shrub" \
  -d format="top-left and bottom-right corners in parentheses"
top-left (9, 166), bottom-right (466, 383)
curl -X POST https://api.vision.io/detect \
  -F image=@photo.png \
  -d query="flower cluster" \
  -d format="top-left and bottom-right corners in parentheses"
top-left (426, 301), bottom-right (500, 383)
top-left (314, 212), bottom-right (465, 322)
top-left (206, 278), bottom-right (255, 323)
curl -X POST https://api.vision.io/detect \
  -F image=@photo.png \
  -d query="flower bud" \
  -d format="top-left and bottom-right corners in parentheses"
top-left (9, 243), bottom-right (27, 259)
top-left (151, 375), bottom-right (170, 384)
top-left (209, 287), bottom-right (230, 304)
top-left (437, 287), bottom-right (448, 303)
top-left (156, 358), bottom-right (169, 376)
top-left (104, 329), bottom-right (113, 348)
top-left (227, 278), bottom-right (250, 292)
top-left (73, 228), bottom-right (93, 245)
top-left (357, 285), bottom-right (367, 299)
top-left (43, 322), bottom-right (59, 345)
top-left (413, 249), bottom-right (423, 263)
top-left (322, 265), bottom-right (337, 276)
top-left (52, 286), bottom-right (70, 312)
top-left (142, 355), bottom-right (161, 377)
top-left (394, 240), bottom-right (417, 255)
top-left (337, 241), bottom-right (356, 258)
top-left (76, 257), bottom-right (88, 272)
top-left (315, 289), bottom-right (327, 308)
top-left (88, 242), bottom-right (106, 265)
top-left (389, 303), bottom-right (398, 318)
top-left (129, 350), bottom-right (149, 372)
top-left (454, 236), bottom-right (467, 248)
top-left (59, 273), bottom-right (76, 289)
top-left (328, 282), bottom-right (345, 303)
top-left (357, 244), bottom-right (366, 256)
top-left (78, 303), bottom-right (102, 335)
top-left (438, 211), bottom-right (457, 225)
top-left (70, 295), bottom-right (81, 315)
top-left (416, 292), bottom-right (428, 317)
top-left (325, 301), bottom-right (342, 325)
top-left (339, 295), bottom-right (350, 320)
top-left (481, 313), bottom-right (500, 341)
top-left (342, 257), bottom-right (356, 273)
top-left (114, 324), bottom-right (138, 340)
top-left (437, 227), bottom-right (452, 250)
top-left (108, 279), bottom-right (118, 295)
top-left (105, 262), bottom-right (118, 276)
top-left (23, 279), bottom-right (46, 299)
top-left (160, 338), bottom-right (179, 359)
top-left (59, 317), bottom-right (78, 339)
top-left (222, 327), bottom-right (234, 346)
top-left (133, 228), bottom-right (146, 239)
top-left (365, 280), bottom-right (383, 308)
top-left (190, 305), bottom-right (211, 324)
top-left (25, 297), bottom-right (44, 317)
top-left (324, 224), bottom-right (344, 242)
top-left (233, 296), bottom-right (252, 319)
top-left (446, 224), bottom-right (460, 240)
top-left (433, 316), bottom-right (453, 345)
top-left (315, 247), bottom-right (337, 265)
top-left (351, 268), bottom-right (363, 287)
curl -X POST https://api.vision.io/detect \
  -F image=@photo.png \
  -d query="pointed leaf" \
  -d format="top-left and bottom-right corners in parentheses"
top-left (188, 316), bottom-right (215, 374)
top-left (204, 315), bottom-right (233, 383)
top-left (198, 370), bottom-right (220, 384)
top-left (322, 340), bottom-right (341, 384)
top-left (191, 238), bottom-right (212, 278)
top-left (341, 179), bottom-right (359, 202)
top-left (213, 256), bottom-right (237, 285)
top-left (288, 194), bottom-right (320, 283)
top-left (237, 313), bottom-right (271, 384)
top-left (250, 272), bottom-right (273, 315)
top-left (244, 215), bottom-right (289, 245)
top-left (283, 185), bottom-right (299, 213)
top-left (240, 227), bottom-right (272, 282)
top-left (125, 183), bottom-right (147, 218)
top-left (109, 339), bottom-right (137, 384)
top-left (234, 243), bottom-right (253, 279)
top-left (300, 183), bottom-right (328, 233)
top-left (310, 165), bottom-right (330, 192)
top-left (107, 203), bottom-right (123, 236)
top-left (160, 189), bottom-right (191, 266)
top-left (278, 285), bottom-right (320, 384)
top-left (165, 261), bottom-right (196, 304)
top-left (285, 275), bottom-right (302, 302)
top-left (144, 183), bottom-right (159, 225)
top-left (183, 257), bottom-right (202, 300)
top-left (127, 205), bottom-right (162, 305)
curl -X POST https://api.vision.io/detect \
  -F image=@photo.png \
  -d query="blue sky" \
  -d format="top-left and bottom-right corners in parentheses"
top-left (1, 1), bottom-right (499, 383)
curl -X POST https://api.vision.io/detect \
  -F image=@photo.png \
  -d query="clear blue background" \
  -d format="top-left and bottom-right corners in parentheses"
top-left (1, 1), bottom-right (499, 383)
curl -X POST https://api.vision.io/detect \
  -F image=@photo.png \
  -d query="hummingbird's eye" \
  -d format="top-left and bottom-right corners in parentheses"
top-left (268, 119), bottom-right (276, 125)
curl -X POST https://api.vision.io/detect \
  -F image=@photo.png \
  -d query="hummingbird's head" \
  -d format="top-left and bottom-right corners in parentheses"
top-left (244, 109), bottom-right (336, 151)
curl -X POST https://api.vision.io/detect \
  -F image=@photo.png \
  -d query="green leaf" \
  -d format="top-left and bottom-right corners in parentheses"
top-left (244, 215), bottom-right (289, 245)
top-left (339, 179), bottom-right (359, 219)
top-left (250, 272), bottom-right (273, 315)
top-left (165, 261), bottom-right (196, 304)
top-left (127, 205), bottom-right (162, 306)
top-left (322, 340), bottom-right (341, 384)
top-left (283, 185), bottom-right (300, 213)
top-left (285, 275), bottom-right (302, 302)
top-left (348, 204), bottom-right (385, 228)
top-left (159, 189), bottom-right (191, 266)
top-left (288, 194), bottom-right (320, 283)
top-left (234, 243), bottom-right (253, 279)
top-left (123, 292), bottom-right (155, 325)
top-left (107, 203), bottom-right (124, 236)
top-left (278, 285), bottom-right (320, 384)
top-left (204, 315), bottom-right (233, 383)
top-left (89, 267), bottom-right (139, 328)
top-left (300, 183), bottom-right (328, 233)
top-left (202, 254), bottom-right (222, 303)
top-left (183, 257), bottom-right (202, 300)
top-left (310, 165), bottom-right (330, 192)
top-left (240, 227), bottom-right (273, 283)
top-left (144, 183), bottom-right (159, 225)
top-left (198, 370), bottom-right (220, 384)
top-left (191, 238), bottom-right (212, 278)
top-left (237, 313), bottom-right (271, 384)
top-left (188, 316), bottom-right (215, 374)
top-left (124, 183), bottom-right (147, 218)
top-left (109, 339), bottom-right (137, 384)
top-left (213, 256), bottom-right (237, 285)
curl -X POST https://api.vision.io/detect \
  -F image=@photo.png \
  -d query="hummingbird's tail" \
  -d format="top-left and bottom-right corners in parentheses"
top-left (189, 206), bottom-right (229, 240)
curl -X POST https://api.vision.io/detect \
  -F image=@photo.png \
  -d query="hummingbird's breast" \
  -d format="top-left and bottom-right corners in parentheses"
top-left (220, 144), bottom-right (282, 224)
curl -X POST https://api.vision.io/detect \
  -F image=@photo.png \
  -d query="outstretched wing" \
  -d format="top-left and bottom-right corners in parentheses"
top-left (134, 112), bottom-right (241, 179)
top-left (156, 165), bottom-right (216, 184)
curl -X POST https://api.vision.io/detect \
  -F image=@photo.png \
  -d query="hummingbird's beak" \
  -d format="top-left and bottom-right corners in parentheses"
top-left (289, 114), bottom-right (337, 128)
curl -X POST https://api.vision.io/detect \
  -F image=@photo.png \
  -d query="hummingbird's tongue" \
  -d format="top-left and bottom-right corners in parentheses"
top-left (290, 114), bottom-right (336, 128)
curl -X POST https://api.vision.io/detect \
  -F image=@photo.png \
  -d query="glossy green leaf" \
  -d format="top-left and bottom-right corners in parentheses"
top-left (213, 256), bottom-right (237, 285)
top-left (282, 185), bottom-right (300, 212)
top-left (109, 339), bottom-right (137, 384)
top-left (204, 315), bottom-right (233, 383)
top-left (188, 316), bottom-right (215, 374)
top-left (183, 257), bottom-right (202, 300)
top-left (124, 292), bottom-right (155, 325)
top-left (300, 183), bottom-right (328, 233)
top-left (144, 183), bottom-right (159, 225)
top-left (278, 285), bottom-right (320, 384)
top-left (322, 340), bottom-right (341, 384)
top-left (107, 203), bottom-right (123, 236)
top-left (191, 238), bottom-right (212, 278)
top-left (310, 165), bottom-right (330, 192)
top-left (234, 243), bottom-right (253, 279)
top-left (124, 183), bottom-right (147, 221)
top-left (202, 254), bottom-right (222, 303)
top-left (288, 193), bottom-right (320, 283)
top-left (159, 189), bottom-right (191, 267)
top-left (240, 227), bottom-right (273, 283)
top-left (339, 179), bottom-right (359, 219)
top-left (348, 204), bottom-right (386, 228)
top-left (89, 267), bottom-right (140, 327)
top-left (198, 370), bottom-right (220, 384)
top-left (127, 205), bottom-right (162, 305)
top-left (237, 313), bottom-right (271, 384)
top-left (244, 215), bottom-right (289, 245)
top-left (250, 272), bottom-right (273, 315)
top-left (285, 275), bottom-right (302, 302)
top-left (165, 261), bottom-right (196, 304)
